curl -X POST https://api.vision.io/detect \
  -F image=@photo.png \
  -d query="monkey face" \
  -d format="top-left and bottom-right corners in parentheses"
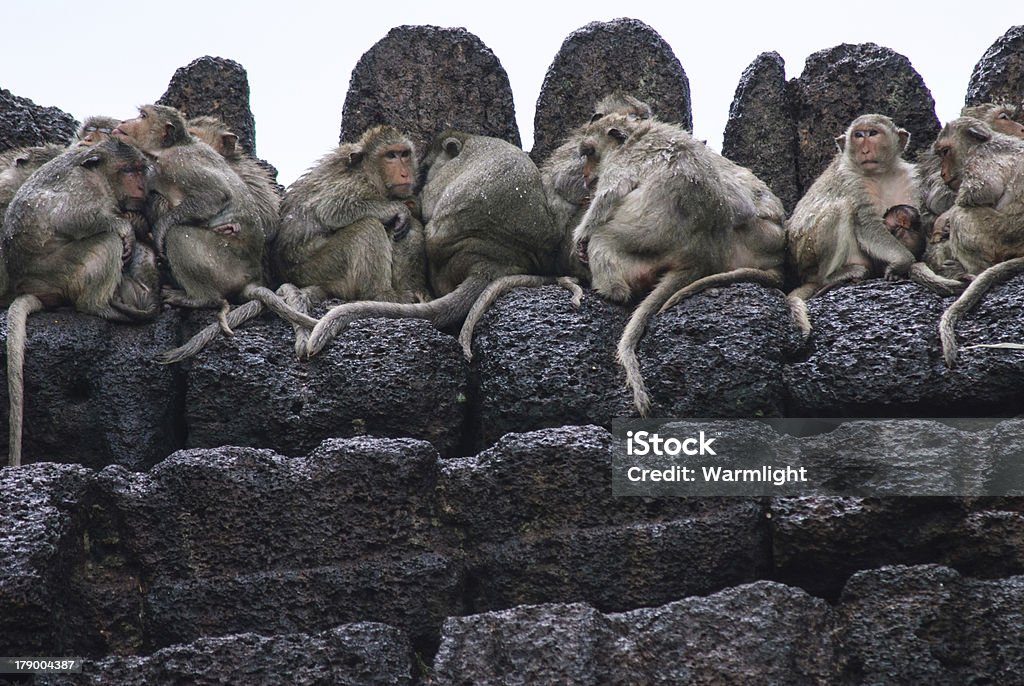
top-left (849, 126), bottom-right (889, 171)
top-left (381, 144), bottom-right (416, 198)
top-left (989, 108), bottom-right (1024, 138)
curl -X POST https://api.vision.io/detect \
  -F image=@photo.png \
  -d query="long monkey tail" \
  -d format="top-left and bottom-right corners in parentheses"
top-left (622, 267), bottom-right (785, 417)
top-left (154, 299), bottom-right (264, 365)
top-left (458, 275), bottom-right (582, 360)
top-left (940, 257), bottom-right (1024, 368)
top-left (306, 276), bottom-right (492, 358)
top-left (7, 294), bottom-right (44, 466)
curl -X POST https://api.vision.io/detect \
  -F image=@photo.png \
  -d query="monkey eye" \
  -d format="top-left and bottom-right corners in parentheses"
top-left (936, 146), bottom-right (949, 158)
top-left (580, 144), bottom-right (595, 159)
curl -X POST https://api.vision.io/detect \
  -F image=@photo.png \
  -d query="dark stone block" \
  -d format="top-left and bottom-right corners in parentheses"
top-left (722, 51), bottom-right (799, 213)
top-left (157, 56), bottom-right (259, 157)
top-left (340, 25), bottom-right (519, 158)
top-left (966, 25), bottom-right (1024, 109)
top-left (0, 310), bottom-right (184, 470)
top-left (532, 18), bottom-right (691, 164)
top-left (0, 88), bottom-right (77, 152)
top-left (182, 314), bottom-right (467, 457)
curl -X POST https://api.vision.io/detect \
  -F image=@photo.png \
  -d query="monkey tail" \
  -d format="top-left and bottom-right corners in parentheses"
top-left (908, 262), bottom-right (967, 297)
top-left (154, 300), bottom-right (264, 365)
top-left (458, 275), bottom-right (583, 361)
top-left (7, 294), bottom-right (44, 466)
top-left (618, 270), bottom-right (702, 417)
top-left (307, 276), bottom-right (491, 358)
top-left (657, 268), bottom-right (782, 314)
top-left (940, 257), bottom-right (1024, 368)
top-left (241, 284), bottom-right (319, 330)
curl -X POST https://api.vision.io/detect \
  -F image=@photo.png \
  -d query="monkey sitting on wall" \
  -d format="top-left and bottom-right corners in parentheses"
top-left (571, 112), bottom-right (794, 416)
top-left (112, 105), bottom-right (317, 363)
top-left (2, 139), bottom-right (159, 466)
top-left (306, 130), bottom-right (572, 359)
top-left (928, 117), bottom-right (1024, 366)
top-left (787, 113), bottom-right (965, 302)
top-left (272, 125), bottom-right (429, 357)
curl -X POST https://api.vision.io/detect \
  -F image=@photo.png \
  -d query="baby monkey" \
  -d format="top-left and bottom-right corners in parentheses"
top-left (883, 204), bottom-right (925, 260)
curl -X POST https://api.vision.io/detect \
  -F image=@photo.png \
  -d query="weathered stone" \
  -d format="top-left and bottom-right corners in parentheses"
top-left (785, 277), bottom-right (1024, 415)
top-left (432, 582), bottom-right (836, 685)
top-left (440, 426), bottom-right (771, 613)
top-left (722, 51), bottom-right (799, 213)
top-left (532, 18), bottom-right (691, 164)
top-left (470, 284), bottom-right (803, 449)
top-left (157, 56), bottom-right (259, 157)
top-left (837, 565), bottom-right (1024, 684)
top-left (0, 88), bottom-right (77, 151)
top-left (790, 43), bottom-right (940, 196)
top-left (966, 25), bottom-right (1024, 108)
top-left (0, 463), bottom-right (91, 655)
top-left (0, 310), bottom-right (184, 470)
top-left (38, 623), bottom-right (413, 686)
top-left (182, 312), bottom-right (467, 457)
top-left (340, 26), bottom-right (519, 157)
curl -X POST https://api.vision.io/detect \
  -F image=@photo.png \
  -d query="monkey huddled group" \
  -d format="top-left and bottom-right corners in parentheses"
top-left (3, 97), bottom-right (1024, 466)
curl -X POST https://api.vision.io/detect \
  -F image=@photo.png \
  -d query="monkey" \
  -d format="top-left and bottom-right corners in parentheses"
top-left (2, 139), bottom-right (159, 466)
top-left (76, 115), bottom-right (121, 146)
top-left (0, 144), bottom-right (66, 221)
top-left (270, 125), bottom-right (429, 356)
top-left (540, 92), bottom-right (654, 281)
top-left (787, 113), bottom-right (965, 303)
top-left (306, 130), bottom-right (569, 359)
top-left (925, 117), bottom-right (1024, 366)
top-left (918, 103), bottom-right (1024, 239)
top-left (186, 115), bottom-right (281, 246)
top-left (570, 113), bottom-right (793, 415)
top-left (883, 204), bottom-right (925, 259)
top-left (111, 105), bottom-right (317, 363)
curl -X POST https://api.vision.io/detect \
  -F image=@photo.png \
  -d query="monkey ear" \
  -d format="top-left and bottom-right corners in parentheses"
top-left (346, 150), bottom-right (365, 168)
top-left (835, 134), bottom-right (846, 152)
top-left (589, 111), bottom-right (605, 124)
top-left (13, 154), bottom-right (30, 167)
top-left (966, 125), bottom-right (992, 144)
top-left (443, 137), bottom-right (462, 158)
top-left (162, 122), bottom-right (177, 148)
top-left (220, 133), bottom-right (238, 156)
top-left (81, 154), bottom-right (104, 169)
top-left (608, 128), bottom-right (628, 143)
top-left (897, 128), bottom-right (911, 151)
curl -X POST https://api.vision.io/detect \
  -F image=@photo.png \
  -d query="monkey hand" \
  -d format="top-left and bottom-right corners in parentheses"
top-left (384, 210), bottom-right (411, 242)
top-left (211, 222), bottom-right (241, 236)
top-left (884, 262), bottom-right (912, 281)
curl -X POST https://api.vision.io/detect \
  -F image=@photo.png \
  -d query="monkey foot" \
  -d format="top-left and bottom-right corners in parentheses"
top-left (211, 222), bottom-right (241, 236)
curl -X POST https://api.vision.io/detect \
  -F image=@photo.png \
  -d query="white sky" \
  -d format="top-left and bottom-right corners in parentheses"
top-left (1, 1), bottom-right (1014, 187)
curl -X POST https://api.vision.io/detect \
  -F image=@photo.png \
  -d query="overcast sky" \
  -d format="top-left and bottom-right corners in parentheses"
top-left (1, 2), bottom-right (1014, 187)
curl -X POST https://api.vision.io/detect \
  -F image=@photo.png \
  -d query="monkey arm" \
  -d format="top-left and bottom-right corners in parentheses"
top-left (313, 197), bottom-right (410, 232)
top-left (572, 174), bottom-right (639, 243)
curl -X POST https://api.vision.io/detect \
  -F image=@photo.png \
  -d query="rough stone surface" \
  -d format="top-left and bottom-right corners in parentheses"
top-left (722, 51), bottom-right (799, 213)
top-left (157, 56), bottom-right (259, 157)
top-left (0, 463), bottom-right (91, 656)
top-left (433, 566), bottom-right (1024, 685)
top-left (531, 18), bottom-right (692, 164)
top-left (966, 25), bottom-right (1024, 108)
top-left (0, 88), bottom-right (77, 152)
top-left (340, 26), bottom-right (519, 158)
top-left (0, 309), bottom-right (184, 470)
top-left (182, 311), bottom-right (467, 457)
top-left (786, 277), bottom-right (1024, 416)
top-left (470, 284), bottom-right (804, 449)
top-left (440, 426), bottom-right (770, 614)
top-left (836, 565), bottom-right (1024, 684)
top-left (37, 624), bottom-right (412, 686)
top-left (432, 582), bottom-right (836, 685)
top-left (790, 43), bottom-right (940, 196)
